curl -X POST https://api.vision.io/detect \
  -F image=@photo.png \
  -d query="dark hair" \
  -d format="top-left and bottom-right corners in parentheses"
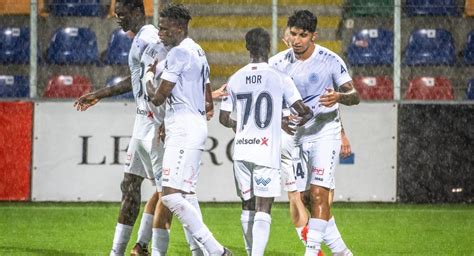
top-left (287, 10), bottom-right (317, 32)
top-left (117, 0), bottom-right (144, 14)
top-left (245, 27), bottom-right (270, 57)
top-left (160, 4), bottom-right (192, 27)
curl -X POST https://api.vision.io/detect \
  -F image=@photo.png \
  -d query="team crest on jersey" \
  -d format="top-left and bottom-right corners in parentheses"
top-left (309, 73), bottom-right (319, 84)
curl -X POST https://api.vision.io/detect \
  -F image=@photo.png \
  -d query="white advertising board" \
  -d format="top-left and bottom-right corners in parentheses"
top-left (32, 102), bottom-right (396, 202)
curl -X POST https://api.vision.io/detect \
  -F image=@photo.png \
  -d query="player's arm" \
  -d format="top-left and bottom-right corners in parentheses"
top-left (319, 81), bottom-right (360, 107)
top-left (219, 110), bottom-right (237, 130)
top-left (205, 83), bottom-right (214, 120)
top-left (290, 100), bottom-right (313, 126)
top-left (74, 76), bottom-right (131, 111)
top-left (150, 79), bottom-right (175, 106)
top-left (212, 84), bottom-right (229, 99)
top-left (340, 124), bottom-right (352, 159)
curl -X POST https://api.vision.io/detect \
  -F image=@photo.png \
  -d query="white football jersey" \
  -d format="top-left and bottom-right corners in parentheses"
top-left (132, 41), bottom-right (168, 141)
top-left (269, 44), bottom-right (352, 143)
top-left (160, 38), bottom-right (210, 149)
top-left (221, 62), bottom-right (302, 169)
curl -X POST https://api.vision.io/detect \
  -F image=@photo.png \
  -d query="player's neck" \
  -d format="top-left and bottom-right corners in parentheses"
top-left (294, 43), bottom-right (315, 61)
top-left (250, 56), bottom-right (268, 63)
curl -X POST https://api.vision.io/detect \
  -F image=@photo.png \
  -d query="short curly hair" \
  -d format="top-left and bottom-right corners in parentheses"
top-left (287, 10), bottom-right (318, 32)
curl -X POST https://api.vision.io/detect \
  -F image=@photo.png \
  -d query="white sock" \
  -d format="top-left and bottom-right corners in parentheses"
top-left (110, 223), bottom-right (133, 256)
top-left (305, 218), bottom-right (328, 256)
top-left (184, 194), bottom-right (208, 256)
top-left (295, 226), bottom-right (306, 245)
top-left (136, 213), bottom-right (154, 247)
top-left (241, 210), bottom-right (255, 255)
top-left (151, 228), bottom-right (170, 256)
top-left (324, 217), bottom-right (349, 254)
top-left (161, 194), bottom-right (223, 255)
top-left (251, 212), bottom-right (272, 256)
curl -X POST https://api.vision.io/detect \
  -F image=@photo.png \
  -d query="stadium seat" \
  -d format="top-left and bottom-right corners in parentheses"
top-left (353, 76), bottom-right (393, 100)
top-left (104, 29), bottom-right (132, 65)
top-left (466, 0), bottom-right (474, 16)
top-left (464, 30), bottom-right (474, 65)
top-left (50, 0), bottom-right (101, 16)
top-left (43, 75), bottom-right (92, 98)
top-left (348, 29), bottom-right (393, 66)
top-left (0, 75), bottom-right (29, 98)
top-left (0, 27), bottom-right (30, 64)
top-left (405, 0), bottom-right (459, 16)
top-left (346, 0), bottom-right (394, 17)
top-left (404, 29), bottom-right (455, 66)
top-left (47, 27), bottom-right (99, 65)
top-left (467, 79), bottom-right (474, 100)
top-left (404, 76), bottom-right (453, 100)
top-left (106, 76), bottom-right (133, 99)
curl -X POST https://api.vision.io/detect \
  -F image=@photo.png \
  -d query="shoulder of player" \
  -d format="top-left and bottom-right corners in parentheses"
top-left (313, 44), bottom-right (346, 65)
top-left (269, 48), bottom-right (292, 65)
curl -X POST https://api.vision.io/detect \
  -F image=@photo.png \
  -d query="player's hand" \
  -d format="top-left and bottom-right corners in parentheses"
top-left (74, 93), bottom-right (100, 111)
top-left (211, 84), bottom-right (229, 99)
top-left (158, 124), bottom-right (166, 143)
top-left (319, 88), bottom-right (340, 107)
top-left (282, 116), bottom-right (296, 135)
top-left (147, 59), bottom-right (159, 74)
top-left (206, 103), bottom-right (214, 121)
top-left (296, 111), bottom-right (313, 127)
top-left (340, 131), bottom-right (352, 159)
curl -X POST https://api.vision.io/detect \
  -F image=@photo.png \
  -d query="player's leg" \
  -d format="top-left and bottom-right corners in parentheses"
top-left (303, 138), bottom-right (340, 256)
top-left (323, 190), bottom-right (352, 256)
top-left (251, 164), bottom-right (281, 256)
top-left (151, 195), bottom-right (173, 256)
top-left (160, 146), bottom-right (229, 255)
top-left (131, 191), bottom-right (159, 255)
top-left (234, 160), bottom-right (255, 255)
top-left (182, 192), bottom-right (209, 256)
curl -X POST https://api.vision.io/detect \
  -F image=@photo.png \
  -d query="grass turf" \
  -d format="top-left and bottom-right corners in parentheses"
top-left (0, 202), bottom-right (473, 255)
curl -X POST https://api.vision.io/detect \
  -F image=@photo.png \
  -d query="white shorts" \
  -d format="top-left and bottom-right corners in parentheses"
top-left (124, 138), bottom-right (164, 191)
top-left (301, 137), bottom-right (341, 190)
top-left (161, 146), bottom-right (201, 193)
top-left (281, 132), bottom-right (309, 192)
top-left (234, 160), bottom-right (281, 201)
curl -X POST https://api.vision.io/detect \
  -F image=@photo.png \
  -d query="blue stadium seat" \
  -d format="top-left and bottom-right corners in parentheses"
top-left (0, 27), bottom-right (29, 64)
top-left (106, 76), bottom-right (134, 100)
top-left (464, 30), bottom-right (474, 65)
top-left (0, 75), bottom-right (29, 98)
top-left (467, 79), bottom-right (474, 100)
top-left (348, 29), bottom-right (393, 66)
top-left (404, 29), bottom-right (455, 66)
top-left (405, 0), bottom-right (459, 16)
top-left (104, 29), bottom-right (132, 65)
top-left (50, 0), bottom-right (101, 16)
top-left (47, 27), bottom-right (99, 65)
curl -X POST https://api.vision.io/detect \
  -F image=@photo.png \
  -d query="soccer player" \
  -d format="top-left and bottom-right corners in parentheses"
top-left (219, 27), bottom-right (313, 255)
top-left (278, 26), bottom-right (355, 252)
top-left (270, 10), bottom-right (360, 256)
top-left (74, 1), bottom-right (173, 255)
top-left (147, 4), bottom-right (231, 256)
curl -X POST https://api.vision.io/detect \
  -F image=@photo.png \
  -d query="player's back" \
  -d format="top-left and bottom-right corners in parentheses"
top-left (161, 38), bottom-right (210, 150)
top-left (227, 62), bottom-right (293, 169)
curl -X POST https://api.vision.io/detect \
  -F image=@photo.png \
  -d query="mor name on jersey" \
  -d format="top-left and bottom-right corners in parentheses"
top-left (235, 137), bottom-right (269, 146)
top-left (246, 75), bottom-right (262, 84)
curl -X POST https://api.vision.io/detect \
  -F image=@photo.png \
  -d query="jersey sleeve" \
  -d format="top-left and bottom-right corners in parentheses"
top-left (282, 76), bottom-right (302, 107)
top-left (331, 54), bottom-right (352, 88)
top-left (161, 47), bottom-right (190, 83)
top-left (219, 83), bottom-right (234, 112)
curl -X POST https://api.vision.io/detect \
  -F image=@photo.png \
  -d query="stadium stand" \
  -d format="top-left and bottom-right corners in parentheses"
top-left (0, 75), bottom-right (29, 98)
top-left (405, 0), bottom-right (459, 16)
top-left (404, 76), bottom-right (454, 100)
top-left (464, 30), bottom-right (474, 65)
top-left (345, 0), bottom-right (394, 17)
top-left (106, 76), bottom-right (133, 99)
top-left (0, 27), bottom-right (30, 64)
top-left (466, 0), bottom-right (474, 16)
top-left (467, 79), bottom-right (474, 100)
top-left (43, 74), bottom-right (92, 98)
top-left (104, 29), bottom-right (132, 65)
top-left (348, 28), bottom-right (393, 66)
top-left (46, 27), bottom-right (99, 65)
top-left (404, 29), bottom-right (455, 66)
top-left (50, 0), bottom-right (102, 17)
top-left (353, 76), bottom-right (393, 100)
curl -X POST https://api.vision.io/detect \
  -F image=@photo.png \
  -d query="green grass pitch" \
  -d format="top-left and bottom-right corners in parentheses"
top-left (0, 202), bottom-right (473, 255)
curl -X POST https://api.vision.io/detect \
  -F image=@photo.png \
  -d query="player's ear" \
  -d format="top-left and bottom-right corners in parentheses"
top-left (311, 32), bottom-right (318, 42)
